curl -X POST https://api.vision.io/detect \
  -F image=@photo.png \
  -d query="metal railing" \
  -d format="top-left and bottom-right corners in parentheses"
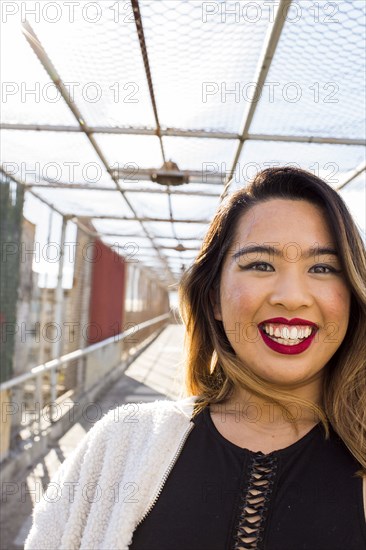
top-left (0, 313), bottom-right (170, 449)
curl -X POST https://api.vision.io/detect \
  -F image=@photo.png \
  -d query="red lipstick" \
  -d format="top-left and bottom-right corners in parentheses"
top-left (258, 318), bottom-right (318, 355)
top-left (260, 317), bottom-right (318, 327)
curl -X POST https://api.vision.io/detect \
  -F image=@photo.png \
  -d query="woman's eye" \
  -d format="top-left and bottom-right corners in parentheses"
top-left (309, 265), bottom-right (339, 274)
top-left (241, 262), bottom-right (274, 272)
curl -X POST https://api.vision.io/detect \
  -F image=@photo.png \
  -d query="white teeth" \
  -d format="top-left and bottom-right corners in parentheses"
top-left (274, 337), bottom-right (300, 346)
top-left (289, 327), bottom-right (297, 339)
top-left (261, 323), bottom-right (314, 344)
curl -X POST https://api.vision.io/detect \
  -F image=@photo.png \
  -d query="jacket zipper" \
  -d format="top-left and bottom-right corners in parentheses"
top-left (136, 421), bottom-right (195, 526)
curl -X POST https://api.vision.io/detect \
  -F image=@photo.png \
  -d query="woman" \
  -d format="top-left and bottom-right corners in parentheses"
top-left (25, 167), bottom-right (366, 549)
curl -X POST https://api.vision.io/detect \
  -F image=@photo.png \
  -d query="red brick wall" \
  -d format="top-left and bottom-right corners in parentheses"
top-left (88, 240), bottom-right (125, 343)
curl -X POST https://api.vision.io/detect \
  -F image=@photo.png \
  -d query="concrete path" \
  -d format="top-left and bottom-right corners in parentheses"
top-left (0, 324), bottom-right (186, 549)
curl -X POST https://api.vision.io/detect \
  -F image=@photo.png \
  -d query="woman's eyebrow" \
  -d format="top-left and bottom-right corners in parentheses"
top-left (232, 245), bottom-right (338, 261)
top-left (308, 246), bottom-right (339, 259)
top-left (232, 245), bottom-right (279, 261)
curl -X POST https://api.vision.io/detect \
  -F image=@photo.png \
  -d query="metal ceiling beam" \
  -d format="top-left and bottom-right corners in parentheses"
top-left (103, 239), bottom-right (200, 252)
top-left (96, 233), bottom-right (203, 242)
top-left (247, 134), bottom-right (365, 146)
top-left (25, 183), bottom-right (222, 197)
top-left (130, 0), bottom-right (183, 247)
top-left (221, 0), bottom-right (293, 199)
top-left (72, 214), bottom-right (211, 224)
top-left (2, 123), bottom-right (364, 146)
top-left (336, 161), bottom-right (366, 191)
top-left (118, 245), bottom-right (200, 252)
top-left (71, 218), bottom-right (204, 242)
top-left (111, 236), bottom-right (202, 242)
top-left (21, 20), bottom-right (176, 286)
top-left (112, 168), bottom-right (225, 185)
top-left (131, 0), bottom-right (165, 163)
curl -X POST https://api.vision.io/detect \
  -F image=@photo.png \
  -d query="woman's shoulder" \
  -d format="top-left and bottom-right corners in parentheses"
top-left (48, 396), bottom-right (198, 487)
top-left (88, 395), bottom-right (198, 440)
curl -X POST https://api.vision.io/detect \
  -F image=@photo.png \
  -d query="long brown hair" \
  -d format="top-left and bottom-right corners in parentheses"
top-left (179, 167), bottom-right (366, 473)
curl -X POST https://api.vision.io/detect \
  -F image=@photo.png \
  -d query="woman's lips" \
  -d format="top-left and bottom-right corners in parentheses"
top-left (259, 321), bottom-right (317, 355)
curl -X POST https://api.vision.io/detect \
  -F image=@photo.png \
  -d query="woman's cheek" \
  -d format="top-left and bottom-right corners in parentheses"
top-left (317, 285), bottom-right (350, 344)
top-left (320, 284), bottom-right (350, 317)
top-left (222, 282), bottom-right (249, 308)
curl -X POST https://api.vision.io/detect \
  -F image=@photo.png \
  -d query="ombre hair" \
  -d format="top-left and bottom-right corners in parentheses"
top-left (179, 166), bottom-right (366, 474)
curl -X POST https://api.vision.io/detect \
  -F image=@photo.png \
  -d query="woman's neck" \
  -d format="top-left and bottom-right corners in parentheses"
top-left (210, 377), bottom-right (324, 434)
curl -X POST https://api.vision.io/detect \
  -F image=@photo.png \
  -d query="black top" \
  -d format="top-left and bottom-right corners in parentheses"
top-left (129, 406), bottom-right (366, 550)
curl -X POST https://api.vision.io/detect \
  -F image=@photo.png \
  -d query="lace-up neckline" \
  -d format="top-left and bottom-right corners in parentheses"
top-left (204, 407), bottom-right (323, 549)
top-left (232, 452), bottom-right (278, 549)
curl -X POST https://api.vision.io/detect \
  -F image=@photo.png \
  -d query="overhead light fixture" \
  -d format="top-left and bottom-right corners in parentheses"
top-left (151, 160), bottom-right (189, 186)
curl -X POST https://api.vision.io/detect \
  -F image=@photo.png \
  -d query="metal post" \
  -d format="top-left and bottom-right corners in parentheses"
top-left (50, 216), bottom-right (67, 421)
top-left (38, 208), bottom-right (53, 427)
top-left (34, 373), bottom-right (43, 434)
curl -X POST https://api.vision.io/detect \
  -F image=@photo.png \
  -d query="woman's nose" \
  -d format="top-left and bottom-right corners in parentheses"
top-left (268, 272), bottom-right (314, 311)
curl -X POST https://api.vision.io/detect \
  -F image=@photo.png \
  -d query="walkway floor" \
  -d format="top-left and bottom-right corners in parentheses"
top-left (0, 324), bottom-right (186, 550)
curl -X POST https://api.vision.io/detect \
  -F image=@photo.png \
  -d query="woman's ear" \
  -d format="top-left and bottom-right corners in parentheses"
top-left (209, 287), bottom-right (222, 321)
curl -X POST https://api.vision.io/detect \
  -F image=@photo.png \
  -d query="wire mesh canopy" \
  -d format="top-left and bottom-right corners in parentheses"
top-left (1, 0), bottom-right (365, 285)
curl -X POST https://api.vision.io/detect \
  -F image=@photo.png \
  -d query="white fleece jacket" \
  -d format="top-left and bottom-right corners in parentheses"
top-left (24, 396), bottom-right (198, 550)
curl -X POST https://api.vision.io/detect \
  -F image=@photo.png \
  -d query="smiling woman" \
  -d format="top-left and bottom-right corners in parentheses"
top-left (178, 167), bottom-right (366, 547)
top-left (181, 168), bottom-right (364, 454)
top-left (25, 167), bottom-right (366, 550)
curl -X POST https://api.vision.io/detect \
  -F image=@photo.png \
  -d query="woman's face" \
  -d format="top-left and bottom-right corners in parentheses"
top-left (213, 199), bottom-right (351, 388)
